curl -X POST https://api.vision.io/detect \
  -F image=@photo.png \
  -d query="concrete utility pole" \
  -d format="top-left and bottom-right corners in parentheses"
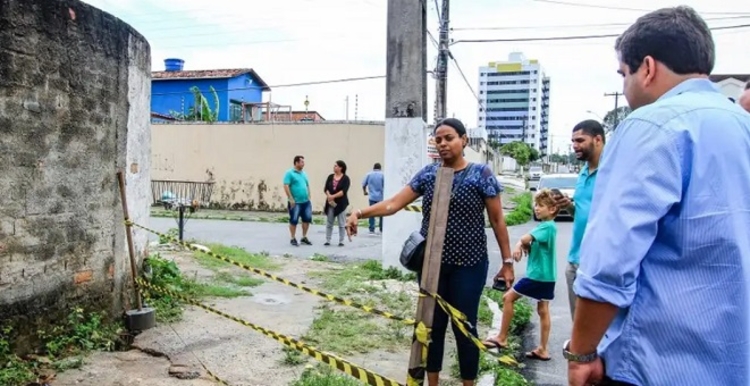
top-left (604, 91), bottom-right (621, 129)
top-left (383, 0), bottom-right (428, 271)
top-left (434, 0), bottom-right (450, 122)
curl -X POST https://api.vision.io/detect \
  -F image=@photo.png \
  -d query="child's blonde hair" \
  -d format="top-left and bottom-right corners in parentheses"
top-left (534, 189), bottom-right (559, 216)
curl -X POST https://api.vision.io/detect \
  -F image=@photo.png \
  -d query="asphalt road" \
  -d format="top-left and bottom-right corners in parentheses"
top-left (148, 216), bottom-right (573, 385)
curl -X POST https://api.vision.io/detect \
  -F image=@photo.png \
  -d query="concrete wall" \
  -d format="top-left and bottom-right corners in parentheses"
top-left (151, 122), bottom-right (385, 213)
top-left (0, 0), bottom-right (151, 342)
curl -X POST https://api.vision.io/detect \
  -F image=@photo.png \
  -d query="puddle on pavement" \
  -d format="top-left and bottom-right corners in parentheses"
top-left (252, 293), bottom-right (291, 305)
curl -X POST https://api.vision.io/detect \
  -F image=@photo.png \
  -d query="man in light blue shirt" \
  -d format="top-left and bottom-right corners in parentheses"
top-left (566, 6), bottom-right (750, 386)
top-left (362, 163), bottom-right (384, 234)
top-left (555, 120), bottom-right (605, 320)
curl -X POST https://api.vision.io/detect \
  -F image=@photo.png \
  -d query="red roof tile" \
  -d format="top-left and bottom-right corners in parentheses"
top-left (152, 68), bottom-right (271, 90)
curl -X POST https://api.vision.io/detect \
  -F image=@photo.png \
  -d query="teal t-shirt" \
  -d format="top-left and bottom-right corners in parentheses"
top-left (526, 220), bottom-right (557, 282)
top-left (283, 168), bottom-right (310, 203)
top-left (568, 164), bottom-right (598, 264)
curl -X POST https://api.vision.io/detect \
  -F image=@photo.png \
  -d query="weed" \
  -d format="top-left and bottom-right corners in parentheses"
top-left (0, 308), bottom-right (123, 386)
top-left (191, 244), bottom-right (279, 271)
top-left (477, 289), bottom-right (533, 334)
top-left (213, 272), bottom-right (264, 287)
top-left (290, 365), bottom-right (362, 386)
top-left (505, 193), bottom-right (533, 226)
top-left (493, 366), bottom-right (530, 385)
top-left (310, 260), bottom-right (416, 297)
top-left (143, 254), bottom-right (249, 322)
top-left (303, 306), bottom-right (409, 354)
top-left (310, 253), bottom-right (329, 262)
top-left (280, 347), bottom-right (306, 366)
top-left (159, 228), bottom-right (179, 244)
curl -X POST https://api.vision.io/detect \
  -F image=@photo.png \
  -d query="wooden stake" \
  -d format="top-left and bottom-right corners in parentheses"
top-left (407, 167), bottom-right (454, 384)
top-left (117, 171), bottom-right (143, 311)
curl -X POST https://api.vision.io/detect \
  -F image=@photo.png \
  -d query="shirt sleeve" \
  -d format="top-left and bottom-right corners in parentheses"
top-left (283, 170), bottom-right (292, 185)
top-left (478, 164), bottom-right (503, 198)
top-left (408, 165), bottom-right (432, 196)
top-left (530, 222), bottom-right (553, 244)
top-left (574, 118), bottom-right (684, 308)
top-left (362, 173), bottom-right (369, 187)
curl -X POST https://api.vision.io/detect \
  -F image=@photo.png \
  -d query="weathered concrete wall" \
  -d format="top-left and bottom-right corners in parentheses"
top-left (0, 0), bottom-right (151, 343)
top-left (151, 122), bottom-right (385, 213)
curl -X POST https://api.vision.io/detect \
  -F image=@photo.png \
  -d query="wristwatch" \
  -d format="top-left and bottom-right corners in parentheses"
top-left (562, 339), bottom-right (598, 363)
top-left (503, 258), bottom-right (514, 264)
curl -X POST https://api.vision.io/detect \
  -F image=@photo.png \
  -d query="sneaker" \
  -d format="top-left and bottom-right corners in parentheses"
top-left (290, 238), bottom-right (299, 246)
top-left (324, 242), bottom-right (331, 246)
top-left (338, 242), bottom-right (344, 247)
top-left (369, 230), bottom-right (376, 235)
top-left (300, 237), bottom-right (312, 245)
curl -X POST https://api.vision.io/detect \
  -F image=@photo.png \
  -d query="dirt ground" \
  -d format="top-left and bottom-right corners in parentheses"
top-left (53, 248), bottom-right (488, 386)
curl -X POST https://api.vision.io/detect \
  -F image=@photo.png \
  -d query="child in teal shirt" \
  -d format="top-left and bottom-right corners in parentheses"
top-left (484, 189), bottom-right (558, 361)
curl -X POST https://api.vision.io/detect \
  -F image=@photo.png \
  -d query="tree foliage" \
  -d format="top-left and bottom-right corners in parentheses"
top-left (169, 86), bottom-right (221, 122)
top-left (603, 105), bottom-right (632, 131)
top-left (499, 141), bottom-right (537, 166)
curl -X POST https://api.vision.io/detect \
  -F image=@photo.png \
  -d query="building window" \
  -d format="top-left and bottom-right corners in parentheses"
top-left (229, 102), bottom-right (243, 122)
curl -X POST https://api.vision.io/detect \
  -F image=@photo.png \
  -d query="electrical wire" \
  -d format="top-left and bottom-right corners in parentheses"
top-left (151, 75), bottom-right (387, 96)
top-left (452, 23), bottom-right (750, 44)
top-left (448, 54), bottom-right (482, 106)
top-left (451, 15), bottom-right (750, 31)
top-left (528, 0), bottom-right (750, 16)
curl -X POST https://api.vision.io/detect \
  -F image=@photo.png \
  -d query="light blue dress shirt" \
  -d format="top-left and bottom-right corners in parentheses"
top-left (568, 163), bottom-right (597, 265)
top-left (574, 78), bottom-right (750, 385)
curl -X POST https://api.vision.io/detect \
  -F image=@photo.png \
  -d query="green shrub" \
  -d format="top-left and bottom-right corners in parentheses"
top-left (505, 193), bottom-right (533, 226)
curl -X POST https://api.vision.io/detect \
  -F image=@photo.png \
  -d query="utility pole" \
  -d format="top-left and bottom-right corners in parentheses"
top-left (384, 0), bottom-right (427, 269)
top-left (604, 92), bottom-right (621, 129)
top-left (434, 0), bottom-right (450, 122)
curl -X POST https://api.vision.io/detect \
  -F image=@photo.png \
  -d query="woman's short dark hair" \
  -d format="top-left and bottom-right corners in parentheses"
top-left (434, 117), bottom-right (467, 137)
top-left (615, 6), bottom-right (714, 76)
top-left (335, 160), bottom-right (347, 174)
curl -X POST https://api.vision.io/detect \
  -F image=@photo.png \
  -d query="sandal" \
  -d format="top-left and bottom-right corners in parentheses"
top-left (482, 339), bottom-right (508, 350)
top-left (525, 350), bottom-right (552, 361)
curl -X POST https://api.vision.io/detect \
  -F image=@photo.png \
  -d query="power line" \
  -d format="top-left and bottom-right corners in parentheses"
top-left (528, 0), bottom-right (750, 16)
top-left (451, 23), bottom-right (750, 44)
top-left (150, 75), bottom-right (386, 96)
top-left (448, 54), bottom-right (481, 106)
top-left (451, 15), bottom-right (750, 31)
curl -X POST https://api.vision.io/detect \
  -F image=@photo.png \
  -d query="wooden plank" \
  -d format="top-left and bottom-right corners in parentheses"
top-left (407, 167), bottom-right (455, 384)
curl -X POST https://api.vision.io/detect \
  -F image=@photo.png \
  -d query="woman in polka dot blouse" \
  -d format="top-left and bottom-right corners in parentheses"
top-left (345, 118), bottom-right (514, 386)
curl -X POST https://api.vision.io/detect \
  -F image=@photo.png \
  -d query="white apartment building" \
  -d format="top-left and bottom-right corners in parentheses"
top-left (477, 52), bottom-right (550, 155)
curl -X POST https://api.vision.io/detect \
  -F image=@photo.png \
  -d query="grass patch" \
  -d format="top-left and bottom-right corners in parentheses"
top-left (213, 271), bottom-right (265, 287)
top-left (477, 289), bottom-right (534, 334)
top-left (505, 193), bottom-right (533, 226)
top-left (191, 243), bottom-right (280, 271)
top-left (1, 308), bottom-right (124, 386)
top-left (279, 347), bottom-right (306, 366)
top-left (143, 254), bottom-right (249, 322)
top-left (303, 260), bottom-right (416, 355)
top-left (303, 307), bottom-right (409, 355)
top-left (290, 365), bottom-right (362, 386)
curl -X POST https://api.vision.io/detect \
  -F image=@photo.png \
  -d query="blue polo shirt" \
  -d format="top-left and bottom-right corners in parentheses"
top-left (568, 163), bottom-right (597, 265)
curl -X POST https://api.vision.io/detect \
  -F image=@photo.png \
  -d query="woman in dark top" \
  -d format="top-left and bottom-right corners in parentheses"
top-left (344, 118), bottom-right (514, 386)
top-left (324, 160), bottom-right (351, 246)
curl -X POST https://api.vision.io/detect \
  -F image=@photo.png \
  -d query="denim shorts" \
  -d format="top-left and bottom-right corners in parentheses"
top-left (288, 201), bottom-right (312, 225)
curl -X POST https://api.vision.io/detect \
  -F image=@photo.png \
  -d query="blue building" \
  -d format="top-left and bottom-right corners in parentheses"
top-left (151, 58), bottom-right (271, 122)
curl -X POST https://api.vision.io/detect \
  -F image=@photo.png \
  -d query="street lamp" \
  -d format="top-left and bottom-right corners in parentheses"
top-left (586, 110), bottom-right (604, 121)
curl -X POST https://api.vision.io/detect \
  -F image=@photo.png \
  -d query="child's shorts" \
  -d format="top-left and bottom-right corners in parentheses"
top-left (513, 278), bottom-right (555, 301)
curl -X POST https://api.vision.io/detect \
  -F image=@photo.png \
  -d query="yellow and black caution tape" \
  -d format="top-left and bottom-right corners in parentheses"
top-left (137, 278), bottom-right (404, 386)
top-left (128, 221), bottom-right (517, 368)
top-left (129, 221), bottom-right (417, 324)
top-left (403, 205), bottom-right (423, 213)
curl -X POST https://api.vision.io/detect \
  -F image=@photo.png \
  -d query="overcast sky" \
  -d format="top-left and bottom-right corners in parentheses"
top-left (84, 0), bottom-right (750, 154)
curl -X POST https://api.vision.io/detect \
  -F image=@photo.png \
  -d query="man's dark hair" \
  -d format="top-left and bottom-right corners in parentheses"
top-left (293, 155), bottom-right (304, 164)
top-left (373, 163), bottom-right (381, 170)
top-left (573, 119), bottom-right (606, 144)
top-left (615, 6), bottom-right (714, 76)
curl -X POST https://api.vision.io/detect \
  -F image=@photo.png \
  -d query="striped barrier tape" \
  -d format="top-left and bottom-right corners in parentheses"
top-left (403, 205), bottom-right (423, 213)
top-left (128, 221), bottom-right (518, 368)
top-left (137, 277), bottom-right (404, 386)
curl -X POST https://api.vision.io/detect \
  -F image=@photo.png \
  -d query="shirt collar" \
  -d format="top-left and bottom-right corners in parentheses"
top-left (580, 162), bottom-right (597, 177)
top-left (657, 78), bottom-right (720, 102)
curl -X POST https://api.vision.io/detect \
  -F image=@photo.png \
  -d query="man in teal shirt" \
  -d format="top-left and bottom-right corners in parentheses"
top-left (283, 155), bottom-right (312, 246)
top-left (555, 120), bottom-right (605, 319)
